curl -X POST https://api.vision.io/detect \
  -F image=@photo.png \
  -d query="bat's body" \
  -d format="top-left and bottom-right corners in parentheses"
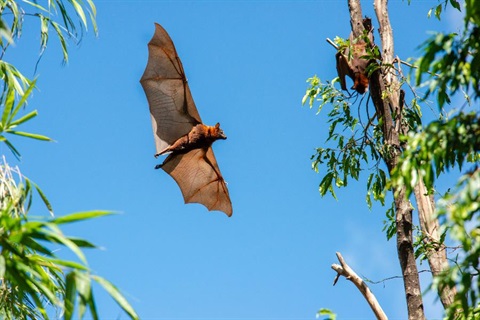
top-left (336, 43), bottom-right (370, 94)
top-left (155, 123), bottom-right (226, 157)
top-left (140, 23), bottom-right (233, 216)
top-left (336, 18), bottom-right (374, 94)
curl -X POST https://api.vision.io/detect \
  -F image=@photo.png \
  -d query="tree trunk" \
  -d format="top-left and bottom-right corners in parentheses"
top-left (347, 0), bottom-right (426, 319)
top-left (413, 180), bottom-right (456, 308)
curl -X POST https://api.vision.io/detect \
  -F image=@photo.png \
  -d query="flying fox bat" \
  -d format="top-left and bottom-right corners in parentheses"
top-left (336, 18), bottom-right (375, 94)
top-left (140, 23), bottom-right (233, 217)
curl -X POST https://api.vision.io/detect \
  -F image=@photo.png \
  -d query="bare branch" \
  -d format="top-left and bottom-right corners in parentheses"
top-left (331, 252), bottom-right (388, 320)
top-left (326, 38), bottom-right (339, 50)
top-left (364, 269), bottom-right (432, 285)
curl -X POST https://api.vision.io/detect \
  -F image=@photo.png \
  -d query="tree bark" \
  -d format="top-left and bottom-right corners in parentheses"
top-left (372, 1), bottom-right (425, 318)
top-left (345, 1), bottom-right (426, 319)
top-left (413, 180), bottom-right (456, 308)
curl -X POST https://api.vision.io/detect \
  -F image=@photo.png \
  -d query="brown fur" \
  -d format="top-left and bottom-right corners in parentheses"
top-left (158, 123), bottom-right (226, 156)
top-left (335, 18), bottom-right (374, 94)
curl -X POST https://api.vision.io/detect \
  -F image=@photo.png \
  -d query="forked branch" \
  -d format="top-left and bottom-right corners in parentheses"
top-left (331, 252), bottom-right (388, 320)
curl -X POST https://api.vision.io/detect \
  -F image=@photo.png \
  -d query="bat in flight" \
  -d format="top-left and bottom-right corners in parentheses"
top-left (140, 23), bottom-right (233, 217)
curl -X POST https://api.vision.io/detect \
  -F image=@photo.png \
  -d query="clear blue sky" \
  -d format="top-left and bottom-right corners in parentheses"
top-left (5, 1), bottom-right (462, 319)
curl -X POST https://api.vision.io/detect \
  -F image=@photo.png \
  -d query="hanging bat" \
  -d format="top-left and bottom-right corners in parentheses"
top-left (336, 18), bottom-right (374, 94)
top-left (140, 23), bottom-right (233, 217)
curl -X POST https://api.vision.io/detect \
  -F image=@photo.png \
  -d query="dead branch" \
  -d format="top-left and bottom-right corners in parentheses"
top-left (326, 38), bottom-right (339, 50)
top-left (331, 252), bottom-right (388, 320)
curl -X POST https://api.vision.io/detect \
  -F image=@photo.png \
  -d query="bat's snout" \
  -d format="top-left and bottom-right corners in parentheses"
top-left (218, 132), bottom-right (227, 140)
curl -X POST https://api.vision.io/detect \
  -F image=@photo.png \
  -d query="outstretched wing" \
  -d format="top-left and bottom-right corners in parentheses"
top-left (140, 23), bottom-right (202, 154)
top-left (161, 147), bottom-right (233, 217)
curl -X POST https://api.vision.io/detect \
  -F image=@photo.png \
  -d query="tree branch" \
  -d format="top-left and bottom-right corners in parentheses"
top-left (331, 252), bottom-right (388, 320)
top-left (326, 38), bottom-right (339, 50)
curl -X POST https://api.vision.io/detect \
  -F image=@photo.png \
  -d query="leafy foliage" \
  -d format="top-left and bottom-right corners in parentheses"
top-left (415, 0), bottom-right (480, 108)
top-left (392, 111), bottom-right (480, 319)
top-left (435, 168), bottom-right (479, 320)
top-left (302, 76), bottom-right (388, 209)
top-left (0, 1), bottom-right (139, 319)
top-left (305, 1), bottom-right (479, 317)
top-left (392, 112), bottom-right (480, 197)
top-left (0, 0), bottom-right (98, 63)
top-left (0, 83), bottom-right (52, 158)
top-left (395, 1), bottom-right (480, 318)
top-left (0, 163), bottom-right (139, 319)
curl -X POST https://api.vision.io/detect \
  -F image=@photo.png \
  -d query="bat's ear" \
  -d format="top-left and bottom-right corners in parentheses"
top-left (215, 122), bottom-right (221, 128)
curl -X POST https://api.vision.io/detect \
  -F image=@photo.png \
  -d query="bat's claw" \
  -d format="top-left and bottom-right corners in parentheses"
top-left (155, 164), bottom-right (163, 170)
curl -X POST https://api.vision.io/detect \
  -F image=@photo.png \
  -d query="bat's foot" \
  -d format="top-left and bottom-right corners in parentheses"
top-left (155, 147), bottom-right (171, 158)
top-left (154, 164), bottom-right (163, 170)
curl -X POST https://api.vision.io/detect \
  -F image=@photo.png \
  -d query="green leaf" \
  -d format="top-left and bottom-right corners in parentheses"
top-left (32, 226), bottom-right (88, 265)
top-left (449, 0), bottom-right (461, 11)
top-left (70, 0), bottom-right (88, 29)
top-left (22, 0), bottom-right (49, 12)
top-left (8, 110), bottom-right (38, 127)
top-left (50, 21), bottom-right (69, 62)
top-left (64, 271), bottom-right (77, 320)
top-left (7, 130), bottom-right (52, 141)
top-left (51, 210), bottom-right (113, 225)
top-left (74, 271), bottom-right (93, 319)
top-left (435, 4), bottom-right (442, 20)
top-left (4, 138), bottom-right (21, 159)
top-left (319, 172), bottom-right (333, 197)
top-left (92, 275), bottom-right (140, 320)
top-left (39, 15), bottom-right (49, 53)
top-left (34, 257), bottom-right (89, 271)
top-left (1, 89), bottom-right (15, 126)
top-left (10, 79), bottom-right (37, 121)
top-left (317, 308), bottom-right (336, 320)
top-left (68, 236), bottom-right (98, 248)
top-left (0, 17), bottom-right (14, 44)
top-left (33, 180), bottom-right (54, 213)
top-left (20, 237), bottom-right (52, 256)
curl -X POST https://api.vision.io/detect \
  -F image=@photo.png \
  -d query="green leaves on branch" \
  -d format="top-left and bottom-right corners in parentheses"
top-left (435, 168), bottom-right (480, 320)
top-left (302, 76), bottom-right (388, 208)
top-left (0, 61), bottom-right (32, 98)
top-left (1, 0), bottom-right (98, 62)
top-left (392, 112), bottom-right (480, 198)
top-left (391, 112), bottom-right (479, 319)
top-left (0, 1), bottom-right (139, 319)
top-left (0, 162), bottom-right (139, 320)
top-left (415, 1), bottom-right (480, 108)
top-left (426, 1), bottom-right (461, 20)
top-left (0, 81), bottom-right (52, 158)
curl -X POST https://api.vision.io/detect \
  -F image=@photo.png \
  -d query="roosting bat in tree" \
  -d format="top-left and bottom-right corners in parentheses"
top-left (140, 23), bottom-right (233, 217)
top-left (335, 18), bottom-right (374, 94)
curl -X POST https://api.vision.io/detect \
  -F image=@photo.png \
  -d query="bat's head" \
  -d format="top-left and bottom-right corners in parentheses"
top-left (352, 73), bottom-right (369, 94)
top-left (213, 122), bottom-right (227, 140)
